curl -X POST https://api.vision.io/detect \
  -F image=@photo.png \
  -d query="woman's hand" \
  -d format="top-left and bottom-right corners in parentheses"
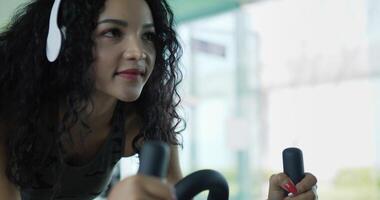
top-left (108, 175), bottom-right (177, 200)
top-left (268, 172), bottom-right (317, 200)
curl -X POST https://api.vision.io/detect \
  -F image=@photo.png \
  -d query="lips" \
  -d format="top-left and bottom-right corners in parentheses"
top-left (115, 68), bottom-right (146, 81)
top-left (116, 68), bottom-right (145, 76)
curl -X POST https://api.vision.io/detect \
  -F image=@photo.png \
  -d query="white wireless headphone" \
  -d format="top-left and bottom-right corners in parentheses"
top-left (46, 0), bottom-right (65, 62)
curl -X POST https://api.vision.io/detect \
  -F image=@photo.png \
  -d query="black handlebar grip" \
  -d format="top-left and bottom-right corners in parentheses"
top-left (175, 169), bottom-right (229, 200)
top-left (137, 141), bottom-right (170, 179)
top-left (137, 141), bottom-right (229, 200)
top-left (282, 147), bottom-right (305, 184)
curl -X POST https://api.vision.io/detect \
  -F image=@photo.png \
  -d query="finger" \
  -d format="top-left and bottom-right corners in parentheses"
top-left (268, 173), bottom-right (293, 200)
top-left (140, 175), bottom-right (176, 200)
top-left (109, 175), bottom-right (176, 200)
top-left (284, 189), bottom-right (317, 200)
top-left (129, 193), bottom-right (153, 200)
top-left (295, 173), bottom-right (317, 194)
top-left (269, 173), bottom-right (288, 189)
top-left (272, 173), bottom-right (298, 194)
top-left (109, 176), bottom-right (152, 200)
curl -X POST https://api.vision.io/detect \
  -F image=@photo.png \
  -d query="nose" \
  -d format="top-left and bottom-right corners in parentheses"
top-left (122, 35), bottom-right (146, 61)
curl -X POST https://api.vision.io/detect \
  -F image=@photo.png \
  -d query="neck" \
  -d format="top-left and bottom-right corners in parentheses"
top-left (85, 91), bottom-right (118, 130)
top-left (59, 91), bottom-right (118, 133)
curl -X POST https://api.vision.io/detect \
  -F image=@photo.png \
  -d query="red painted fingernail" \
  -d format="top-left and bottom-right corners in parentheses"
top-left (281, 179), bottom-right (298, 195)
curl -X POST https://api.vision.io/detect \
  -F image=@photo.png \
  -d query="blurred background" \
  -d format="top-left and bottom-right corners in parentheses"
top-left (1, 0), bottom-right (380, 199)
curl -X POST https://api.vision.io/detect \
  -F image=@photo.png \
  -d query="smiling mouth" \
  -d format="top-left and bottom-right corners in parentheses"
top-left (116, 68), bottom-right (145, 75)
top-left (117, 71), bottom-right (144, 76)
top-left (116, 71), bottom-right (144, 80)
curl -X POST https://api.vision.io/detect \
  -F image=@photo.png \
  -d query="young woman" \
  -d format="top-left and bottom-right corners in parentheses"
top-left (0, 0), bottom-right (317, 199)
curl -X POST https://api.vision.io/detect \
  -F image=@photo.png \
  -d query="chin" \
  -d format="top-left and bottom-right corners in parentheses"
top-left (118, 96), bottom-right (139, 102)
top-left (117, 91), bottom-right (142, 102)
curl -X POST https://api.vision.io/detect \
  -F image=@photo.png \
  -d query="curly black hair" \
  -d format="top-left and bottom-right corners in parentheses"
top-left (0, 0), bottom-right (184, 188)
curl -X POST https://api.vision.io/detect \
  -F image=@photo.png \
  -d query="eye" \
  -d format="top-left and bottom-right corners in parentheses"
top-left (102, 28), bottom-right (122, 38)
top-left (142, 31), bottom-right (157, 42)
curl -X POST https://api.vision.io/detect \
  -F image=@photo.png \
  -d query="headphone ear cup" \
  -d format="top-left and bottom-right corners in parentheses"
top-left (46, 0), bottom-right (64, 62)
top-left (46, 26), bottom-right (63, 62)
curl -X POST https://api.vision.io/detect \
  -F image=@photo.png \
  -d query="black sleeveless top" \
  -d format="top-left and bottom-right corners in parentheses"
top-left (20, 126), bottom-right (127, 200)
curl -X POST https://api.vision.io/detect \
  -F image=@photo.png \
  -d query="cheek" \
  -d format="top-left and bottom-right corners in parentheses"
top-left (93, 49), bottom-right (119, 74)
top-left (93, 41), bottom-right (121, 65)
top-left (148, 54), bottom-right (157, 76)
top-left (149, 48), bottom-right (157, 68)
top-left (93, 63), bottom-right (109, 89)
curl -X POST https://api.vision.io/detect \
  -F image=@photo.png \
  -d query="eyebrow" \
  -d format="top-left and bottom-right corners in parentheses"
top-left (97, 19), bottom-right (155, 29)
top-left (98, 19), bottom-right (128, 26)
top-left (143, 23), bottom-right (155, 29)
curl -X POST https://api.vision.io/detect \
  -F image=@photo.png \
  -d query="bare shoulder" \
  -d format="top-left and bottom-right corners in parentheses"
top-left (0, 123), bottom-right (21, 200)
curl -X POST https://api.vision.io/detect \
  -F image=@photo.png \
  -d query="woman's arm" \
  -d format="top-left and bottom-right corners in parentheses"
top-left (0, 132), bottom-right (21, 200)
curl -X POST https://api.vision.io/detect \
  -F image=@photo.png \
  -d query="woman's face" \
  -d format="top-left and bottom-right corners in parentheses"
top-left (92, 0), bottom-right (156, 102)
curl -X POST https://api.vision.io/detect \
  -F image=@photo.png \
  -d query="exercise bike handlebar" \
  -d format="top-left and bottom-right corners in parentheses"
top-left (138, 141), bottom-right (229, 200)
